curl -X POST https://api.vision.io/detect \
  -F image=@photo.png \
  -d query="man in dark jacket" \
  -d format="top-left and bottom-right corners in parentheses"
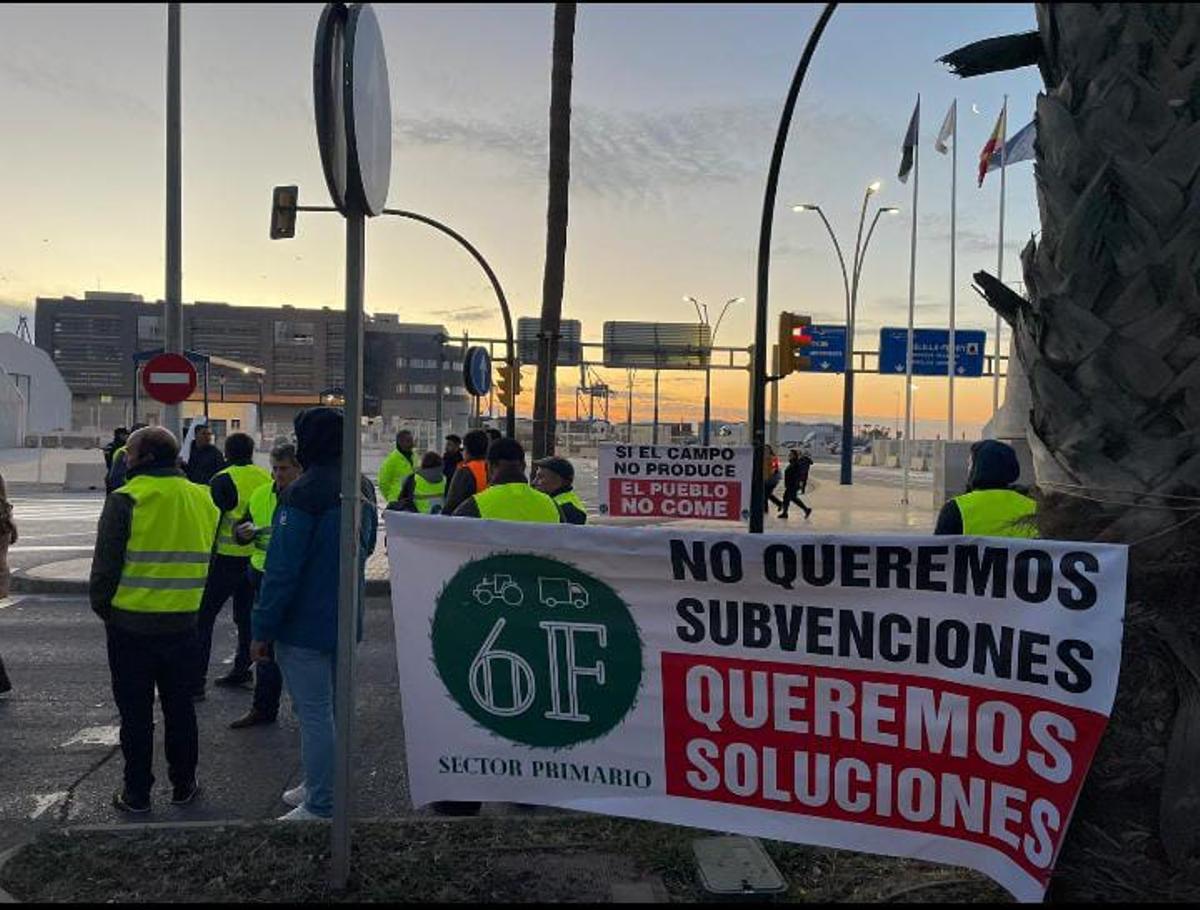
top-left (103, 427), bottom-right (129, 472)
top-left (250, 407), bottom-right (378, 821)
top-left (532, 456), bottom-right (587, 524)
top-left (934, 439), bottom-right (1037, 537)
top-left (442, 435), bottom-right (463, 481)
top-left (184, 424), bottom-right (227, 485)
top-left (90, 426), bottom-right (220, 813)
top-left (778, 449), bottom-right (813, 519)
top-left (452, 438), bottom-right (561, 521)
top-left (107, 422), bottom-right (148, 493)
top-left (442, 429), bottom-right (490, 515)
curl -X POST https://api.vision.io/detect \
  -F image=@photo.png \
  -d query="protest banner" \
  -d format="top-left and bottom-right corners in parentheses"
top-left (385, 513), bottom-right (1127, 901)
top-left (597, 442), bottom-right (752, 521)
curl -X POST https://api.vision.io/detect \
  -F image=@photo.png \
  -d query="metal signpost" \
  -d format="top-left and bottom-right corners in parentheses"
top-left (313, 1), bottom-right (391, 890)
top-left (878, 327), bottom-right (986, 376)
top-left (601, 322), bottom-right (712, 370)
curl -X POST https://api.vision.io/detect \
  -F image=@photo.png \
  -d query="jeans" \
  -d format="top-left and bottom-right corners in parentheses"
top-left (779, 486), bottom-right (811, 516)
top-left (275, 641), bottom-right (335, 818)
top-left (106, 623), bottom-right (199, 800)
top-left (196, 554), bottom-right (254, 692)
top-left (248, 568), bottom-right (282, 719)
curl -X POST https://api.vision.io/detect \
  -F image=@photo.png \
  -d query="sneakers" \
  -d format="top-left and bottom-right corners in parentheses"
top-left (171, 781), bottom-right (201, 806)
top-left (278, 804), bottom-right (328, 822)
top-left (282, 783), bottom-right (307, 808)
top-left (230, 708), bottom-right (276, 730)
top-left (804, 507), bottom-right (813, 520)
top-left (113, 790), bottom-right (151, 814)
top-left (214, 671), bottom-right (253, 688)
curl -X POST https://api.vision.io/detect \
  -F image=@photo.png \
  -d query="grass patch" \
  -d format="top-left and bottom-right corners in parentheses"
top-left (1, 815), bottom-right (1009, 903)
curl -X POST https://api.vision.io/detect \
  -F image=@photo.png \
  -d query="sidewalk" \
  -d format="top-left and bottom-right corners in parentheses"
top-left (10, 463), bottom-right (936, 595)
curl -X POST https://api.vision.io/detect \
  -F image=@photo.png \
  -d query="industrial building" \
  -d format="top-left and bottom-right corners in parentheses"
top-left (34, 292), bottom-right (471, 437)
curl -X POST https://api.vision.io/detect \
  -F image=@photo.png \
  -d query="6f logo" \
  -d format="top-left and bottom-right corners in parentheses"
top-left (432, 554), bottom-right (643, 748)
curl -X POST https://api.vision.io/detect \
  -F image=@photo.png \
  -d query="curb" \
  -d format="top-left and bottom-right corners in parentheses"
top-left (0, 842), bottom-right (32, 904)
top-left (59, 812), bottom-right (572, 837)
top-left (9, 575), bottom-right (391, 597)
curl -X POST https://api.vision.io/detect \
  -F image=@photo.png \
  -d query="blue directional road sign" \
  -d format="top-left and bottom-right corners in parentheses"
top-left (878, 328), bottom-right (987, 376)
top-left (463, 345), bottom-right (492, 396)
top-left (807, 324), bottom-right (847, 374)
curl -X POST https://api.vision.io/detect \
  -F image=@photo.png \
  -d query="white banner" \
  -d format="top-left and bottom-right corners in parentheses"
top-left (386, 513), bottom-right (1127, 902)
top-left (597, 443), bottom-right (752, 521)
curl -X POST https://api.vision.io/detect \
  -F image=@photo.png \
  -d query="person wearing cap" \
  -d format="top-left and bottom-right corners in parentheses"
top-left (935, 439), bottom-right (1037, 537)
top-left (532, 456), bottom-right (586, 525)
top-left (442, 434), bottom-right (464, 481)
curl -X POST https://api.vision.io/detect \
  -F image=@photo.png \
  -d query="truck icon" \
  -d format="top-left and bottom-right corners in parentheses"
top-left (472, 575), bottom-right (524, 607)
top-left (538, 577), bottom-right (589, 609)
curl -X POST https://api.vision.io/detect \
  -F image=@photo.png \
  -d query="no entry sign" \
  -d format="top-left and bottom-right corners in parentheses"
top-left (142, 353), bottom-right (197, 405)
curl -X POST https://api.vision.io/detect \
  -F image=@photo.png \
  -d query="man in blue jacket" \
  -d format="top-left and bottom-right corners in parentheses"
top-left (249, 407), bottom-right (378, 821)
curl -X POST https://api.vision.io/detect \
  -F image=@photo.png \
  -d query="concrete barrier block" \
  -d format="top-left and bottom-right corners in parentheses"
top-left (885, 455), bottom-right (900, 468)
top-left (64, 462), bottom-right (107, 492)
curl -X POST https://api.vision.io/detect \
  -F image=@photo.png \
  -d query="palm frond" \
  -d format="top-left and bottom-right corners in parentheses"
top-left (938, 31), bottom-right (1041, 77)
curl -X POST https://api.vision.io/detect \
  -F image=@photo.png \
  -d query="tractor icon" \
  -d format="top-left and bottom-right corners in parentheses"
top-left (538, 577), bottom-right (589, 609)
top-left (472, 575), bottom-right (524, 607)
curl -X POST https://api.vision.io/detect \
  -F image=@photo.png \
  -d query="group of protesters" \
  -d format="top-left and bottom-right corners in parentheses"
top-left (87, 411), bottom-right (586, 821)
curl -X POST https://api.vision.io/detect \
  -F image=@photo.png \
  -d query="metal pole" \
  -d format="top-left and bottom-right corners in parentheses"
top-left (652, 369), bottom-right (660, 446)
top-left (750, 3), bottom-right (837, 533)
top-left (331, 212), bottom-right (365, 891)
top-left (769, 344), bottom-right (779, 448)
top-left (203, 362), bottom-right (210, 421)
top-left (993, 96), bottom-right (1007, 417)
top-left (132, 362), bottom-right (140, 425)
top-left (703, 364), bottom-right (712, 446)
top-left (626, 370), bottom-right (634, 442)
top-left (435, 335), bottom-right (445, 444)
top-left (947, 98), bottom-right (957, 444)
top-left (902, 96), bottom-right (920, 506)
top-left (163, 2), bottom-right (183, 439)
top-left (842, 189), bottom-right (871, 486)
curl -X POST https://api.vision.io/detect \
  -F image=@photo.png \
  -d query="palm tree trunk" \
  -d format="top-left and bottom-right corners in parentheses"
top-left (532, 2), bottom-right (576, 459)
top-left (965, 4), bottom-right (1200, 897)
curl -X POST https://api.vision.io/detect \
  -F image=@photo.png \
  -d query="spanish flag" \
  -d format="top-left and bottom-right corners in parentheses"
top-left (977, 103), bottom-right (1006, 187)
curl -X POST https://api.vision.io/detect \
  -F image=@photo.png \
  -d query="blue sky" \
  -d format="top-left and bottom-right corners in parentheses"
top-left (0, 3), bottom-right (1044, 430)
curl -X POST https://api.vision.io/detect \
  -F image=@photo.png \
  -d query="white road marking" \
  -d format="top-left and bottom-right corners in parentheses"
top-left (28, 791), bottom-right (68, 819)
top-left (61, 725), bottom-right (120, 748)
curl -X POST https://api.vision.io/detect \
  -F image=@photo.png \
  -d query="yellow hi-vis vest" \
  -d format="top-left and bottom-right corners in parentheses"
top-left (214, 463), bottom-right (272, 557)
top-left (246, 482), bottom-right (278, 572)
top-left (552, 490), bottom-right (585, 513)
top-left (954, 489), bottom-right (1038, 538)
top-left (113, 474), bottom-right (220, 614)
top-left (413, 474), bottom-right (447, 514)
top-left (474, 482), bottom-right (561, 523)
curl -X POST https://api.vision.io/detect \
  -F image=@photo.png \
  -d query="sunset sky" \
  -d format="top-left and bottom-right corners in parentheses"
top-left (0, 3), bottom-right (1044, 436)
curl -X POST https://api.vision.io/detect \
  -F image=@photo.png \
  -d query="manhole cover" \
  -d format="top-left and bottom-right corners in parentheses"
top-left (693, 835), bottom-right (787, 896)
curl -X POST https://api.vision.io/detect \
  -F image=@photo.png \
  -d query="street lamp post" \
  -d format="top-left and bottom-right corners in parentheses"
top-left (793, 189), bottom-right (898, 485)
top-left (684, 294), bottom-right (743, 446)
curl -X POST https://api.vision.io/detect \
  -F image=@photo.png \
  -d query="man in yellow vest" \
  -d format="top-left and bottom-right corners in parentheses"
top-left (89, 426), bottom-right (220, 813)
top-left (934, 439), bottom-right (1038, 538)
top-left (227, 443), bottom-right (302, 729)
top-left (532, 455), bottom-right (587, 524)
top-left (194, 432), bottom-right (271, 698)
top-left (378, 429), bottom-right (416, 506)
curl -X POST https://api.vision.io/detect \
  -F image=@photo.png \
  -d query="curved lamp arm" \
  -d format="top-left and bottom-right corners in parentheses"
top-left (710, 296), bottom-right (743, 347)
top-left (807, 206), bottom-right (852, 326)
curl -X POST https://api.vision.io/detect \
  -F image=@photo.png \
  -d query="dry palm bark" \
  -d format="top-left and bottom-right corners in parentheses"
top-left (943, 4), bottom-right (1200, 898)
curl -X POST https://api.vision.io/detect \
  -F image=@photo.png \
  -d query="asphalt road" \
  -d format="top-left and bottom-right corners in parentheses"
top-left (0, 593), bottom-right (412, 854)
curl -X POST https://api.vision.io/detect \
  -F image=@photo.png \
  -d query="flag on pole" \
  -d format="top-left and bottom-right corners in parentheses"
top-left (898, 97), bottom-right (920, 183)
top-left (934, 101), bottom-right (955, 154)
top-left (982, 119), bottom-right (1035, 178)
top-left (977, 104), bottom-right (1007, 187)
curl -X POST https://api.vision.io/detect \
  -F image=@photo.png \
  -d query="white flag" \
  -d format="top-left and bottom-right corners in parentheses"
top-left (934, 101), bottom-right (955, 154)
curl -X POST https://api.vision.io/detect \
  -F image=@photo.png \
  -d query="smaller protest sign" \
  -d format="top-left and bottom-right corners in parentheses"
top-left (597, 443), bottom-right (753, 521)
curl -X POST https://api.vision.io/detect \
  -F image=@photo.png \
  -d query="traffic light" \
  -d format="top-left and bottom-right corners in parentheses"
top-left (777, 312), bottom-right (813, 377)
top-left (495, 361), bottom-right (522, 409)
top-left (270, 185), bottom-right (299, 239)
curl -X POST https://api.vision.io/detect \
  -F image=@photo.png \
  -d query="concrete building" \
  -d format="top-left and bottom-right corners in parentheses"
top-left (0, 331), bottom-right (72, 444)
top-left (34, 292), bottom-right (471, 435)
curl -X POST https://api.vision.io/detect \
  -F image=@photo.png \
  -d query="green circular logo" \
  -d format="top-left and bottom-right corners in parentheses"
top-left (431, 553), bottom-right (643, 748)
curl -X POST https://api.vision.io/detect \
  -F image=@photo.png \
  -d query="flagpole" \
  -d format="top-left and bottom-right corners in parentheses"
top-left (901, 94), bottom-right (919, 507)
top-left (947, 98), bottom-right (957, 444)
top-left (992, 95), bottom-right (1007, 416)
